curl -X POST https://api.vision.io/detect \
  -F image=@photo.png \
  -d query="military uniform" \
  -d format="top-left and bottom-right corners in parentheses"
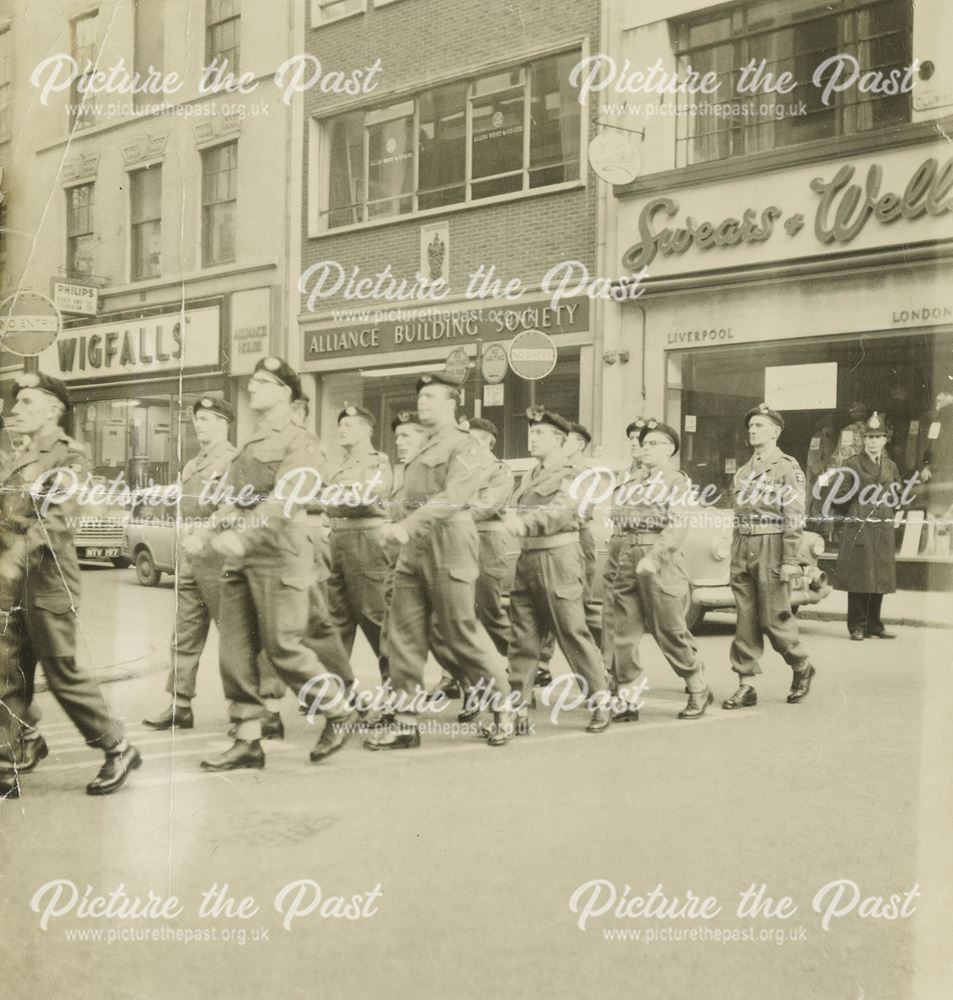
top-left (321, 444), bottom-right (392, 673)
top-left (211, 413), bottom-right (352, 730)
top-left (506, 454), bottom-right (609, 712)
top-left (0, 428), bottom-right (125, 758)
top-left (385, 423), bottom-right (511, 728)
top-left (470, 451), bottom-right (515, 657)
top-left (603, 458), bottom-right (707, 708)
top-left (729, 442), bottom-right (812, 681)
top-left (163, 437), bottom-right (239, 702)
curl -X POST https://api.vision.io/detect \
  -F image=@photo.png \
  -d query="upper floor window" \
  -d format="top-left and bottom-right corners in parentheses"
top-left (66, 183), bottom-right (95, 278)
top-left (206, 0), bottom-right (240, 75)
top-left (130, 166), bottom-right (162, 280)
top-left (134, 0), bottom-right (164, 108)
top-left (0, 29), bottom-right (11, 141)
top-left (202, 142), bottom-right (237, 266)
top-left (319, 48), bottom-right (582, 229)
top-left (674, 0), bottom-right (912, 166)
top-left (70, 10), bottom-right (99, 130)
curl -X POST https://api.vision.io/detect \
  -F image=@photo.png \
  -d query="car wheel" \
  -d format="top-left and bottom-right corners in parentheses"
top-left (683, 592), bottom-right (706, 632)
top-left (135, 550), bottom-right (161, 587)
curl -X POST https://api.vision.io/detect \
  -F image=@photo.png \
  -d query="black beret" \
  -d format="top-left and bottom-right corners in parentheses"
top-left (637, 417), bottom-right (680, 454)
top-left (192, 396), bottom-right (234, 422)
top-left (14, 371), bottom-right (71, 410)
top-left (569, 422), bottom-right (592, 445)
top-left (626, 417), bottom-right (647, 439)
top-left (253, 356), bottom-right (302, 401)
top-left (467, 417), bottom-right (498, 438)
top-left (525, 406), bottom-right (571, 435)
top-left (391, 410), bottom-right (424, 432)
top-left (744, 402), bottom-right (784, 431)
top-left (416, 370), bottom-right (464, 396)
top-left (337, 402), bottom-right (375, 427)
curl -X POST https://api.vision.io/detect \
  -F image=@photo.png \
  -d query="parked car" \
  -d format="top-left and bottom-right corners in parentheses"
top-left (123, 504), bottom-right (176, 586)
top-left (75, 479), bottom-right (131, 567)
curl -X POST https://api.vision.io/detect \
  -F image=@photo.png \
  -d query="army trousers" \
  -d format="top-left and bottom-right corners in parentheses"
top-left (602, 535), bottom-right (705, 698)
top-left (327, 523), bottom-right (389, 667)
top-left (0, 577), bottom-right (123, 758)
top-left (729, 533), bottom-right (811, 677)
top-left (387, 519), bottom-right (510, 726)
top-left (539, 522), bottom-right (601, 663)
top-left (508, 539), bottom-right (609, 710)
top-left (475, 527), bottom-right (512, 657)
top-left (218, 529), bottom-right (351, 723)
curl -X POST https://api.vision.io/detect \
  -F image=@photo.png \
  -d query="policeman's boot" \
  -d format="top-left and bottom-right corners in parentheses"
top-left (200, 740), bottom-right (265, 771)
top-left (722, 684), bottom-right (757, 710)
top-left (787, 663), bottom-right (816, 704)
top-left (86, 743), bottom-right (142, 795)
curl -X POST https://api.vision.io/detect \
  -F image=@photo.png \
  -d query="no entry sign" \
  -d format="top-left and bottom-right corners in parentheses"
top-left (507, 329), bottom-right (557, 380)
top-left (0, 291), bottom-right (62, 357)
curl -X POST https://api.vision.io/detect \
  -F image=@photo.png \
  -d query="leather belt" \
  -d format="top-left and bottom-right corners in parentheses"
top-left (622, 532), bottom-right (663, 545)
top-left (476, 521), bottom-right (506, 533)
top-left (735, 523), bottom-right (783, 536)
top-left (329, 517), bottom-right (387, 531)
top-left (521, 532), bottom-right (577, 551)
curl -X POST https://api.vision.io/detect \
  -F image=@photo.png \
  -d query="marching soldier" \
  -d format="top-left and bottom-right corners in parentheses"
top-left (465, 417), bottom-right (514, 657)
top-left (602, 418), bottom-right (711, 721)
top-left (500, 407), bottom-right (611, 742)
top-left (367, 372), bottom-right (514, 751)
top-left (142, 397), bottom-right (270, 732)
top-left (723, 403), bottom-right (816, 710)
top-left (193, 357), bottom-right (355, 772)
top-left (320, 404), bottom-right (393, 679)
top-left (0, 373), bottom-right (140, 797)
top-left (825, 412), bottom-right (901, 640)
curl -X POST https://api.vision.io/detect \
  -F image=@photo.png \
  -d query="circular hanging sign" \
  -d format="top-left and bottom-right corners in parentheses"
top-left (445, 346), bottom-right (470, 381)
top-left (587, 131), bottom-right (641, 185)
top-left (481, 343), bottom-right (508, 385)
top-left (508, 329), bottom-right (557, 381)
top-left (0, 291), bottom-right (62, 357)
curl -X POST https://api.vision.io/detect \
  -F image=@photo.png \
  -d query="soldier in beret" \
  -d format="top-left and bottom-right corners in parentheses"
top-left (723, 403), bottom-right (816, 710)
top-left (603, 418), bottom-right (711, 720)
top-left (313, 402), bottom-right (392, 681)
top-left (366, 372), bottom-right (514, 750)
top-left (193, 357), bottom-right (356, 771)
top-left (824, 412), bottom-right (901, 640)
top-left (0, 373), bottom-right (140, 797)
top-left (498, 406), bottom-right (612, 742)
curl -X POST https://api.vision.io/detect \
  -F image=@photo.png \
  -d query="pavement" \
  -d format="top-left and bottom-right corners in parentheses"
top-left (2, 603), bottom-right (951, 999)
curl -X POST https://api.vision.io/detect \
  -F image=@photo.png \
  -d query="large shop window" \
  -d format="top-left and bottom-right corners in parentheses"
top-left (674, 0), bottom-right (912, 167)
top-left (71, 390), bottom-right (225, 488)
top-left (666, 331), bottom-right (947, 548)
top-left (319, 349), bottom-right (581, 463)
top-left (319, 48), bottom-right (582, 229)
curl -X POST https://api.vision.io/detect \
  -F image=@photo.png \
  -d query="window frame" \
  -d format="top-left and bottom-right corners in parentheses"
top-left (205, 0), bottom-right (241, 75)
top-left (315, 46), bottom-right (585, 232)
top-left (129, 165), bottom-right (162, 282)
top-left (672, 0), bottom-right (913, 168)
top-left (201, 141), bottom-right (238, 268)
top-left (66, 181), bottom-right (95, 279)
top-left (70, 9), bottom-right (100, 131)
top-left (134, 0), bottom-right (165, 109)
top-left (311, 0), bottom-right (367, 28)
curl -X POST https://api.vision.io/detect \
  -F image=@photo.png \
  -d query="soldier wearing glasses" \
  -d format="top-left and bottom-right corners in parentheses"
top-left (603, 418), bottom-right (712, 721)
top-left (723, 403), bottom-right (816, 710)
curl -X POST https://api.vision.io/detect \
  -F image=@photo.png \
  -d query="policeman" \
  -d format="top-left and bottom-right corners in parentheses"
top-left (320, 403), bottom-right (393, 679)
top-left (0, 373), bottom-right (140, 797)
top-left (465, 417), bottom-right (514, 657)
top-left (825, 412), bottom-right (901, 640)
top-left (501, 407), bottom-right (611, 741)
top-left (603, 418), bottom-right (711, 720)
top-left (143, 397), bottom-right (249, 731)
top-left (194, 357), bottom-right (355, 771)
top-left (723, 403), bottom-right (816, 709)
top-left (829, 401), bottom-right (868, 467)
top-left (367, 372), bottom-right (514, 750)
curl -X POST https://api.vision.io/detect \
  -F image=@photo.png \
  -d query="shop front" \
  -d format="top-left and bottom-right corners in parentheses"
top-left (301, 296), bottom-right (595, 463)
top-left (35, 300), bottom-right (226, 487)
top-left (610, 139), bottom-right (953, 588)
